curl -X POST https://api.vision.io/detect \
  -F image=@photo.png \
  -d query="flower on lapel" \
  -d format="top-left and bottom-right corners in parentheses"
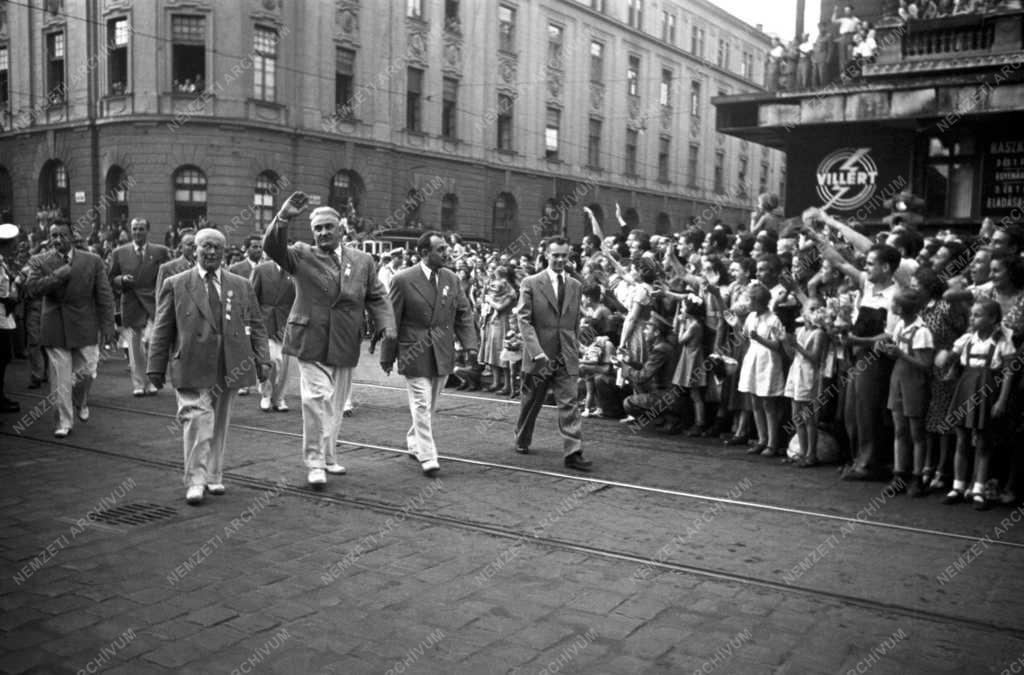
top-left (443, 286), bottom-right (449, 297)
top-left (344, 265), bottom-right (352, 278)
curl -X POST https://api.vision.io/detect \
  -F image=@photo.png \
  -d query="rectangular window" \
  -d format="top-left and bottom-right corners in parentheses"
top-left (714, 150), bottom-right (725, 194)
top-left (588, 118), bottom-right (602, 168)
top-left (741, 51), bottom-right (753, 79)
top-left (545, 107), bottom-right (560, 160)
top-left (627, 54), bottom-right (639, 97)
top-left (0, 47), bottom-right (8, 110)
top-left (335, 48), bottom-right (355, 118)
top-left (690, 80), bottom-right (701, 116)
top-left (659, 69), bottom-right (672, 106)
top-left (406, 67), bottom-right (423, 132)
top-left (590, 0), bottom-right (605, 11)
top-left (253, 26), bottom-right (278, 102)
top-left (738, 155), bottom-right (749, 197)
top-left (547, 24), bottom-right (563, 70)
top-left (407, 0), bottom-right (423, 19)
top-left (498, 5), bottom-right (515, 52)
top-left (691, 25), bottom-right (704, 58)
top-left (107, 18), bottom-right (129, 95)
top-left (625, 128), bottom-right (638, 175)
top-left (658, 137), bottom-right (670, 183)
top-left (497, 94), bottom-right (514, 150)
top-left (688, 143), bottom-right (699, 187)
top-left (717, 39), bottom-right (729, 69)
top-left (590, 41), bottom-right (604, 82)
top-left (759, 161), bottom-right (769, 195)
top-left (442, 77), bottom-right (458, 140)
top-left (47, 32), bottom-right (66, 104)
top-left (171, 15), bottom-right (206, 93)
top-left (628, 0), bottom-right (644, 29)
top-left (661, 11), bottom-right (676, 43)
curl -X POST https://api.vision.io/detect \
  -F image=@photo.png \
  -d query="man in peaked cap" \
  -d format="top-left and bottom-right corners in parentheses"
top-left (263, 194), bottom-right (395, 488)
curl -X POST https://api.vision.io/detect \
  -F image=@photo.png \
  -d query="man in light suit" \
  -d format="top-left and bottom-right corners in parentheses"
top-left (380, 231), bottom-right (477, 476)
top-left (155, 233), bottom-right (197, 296)
top-left (251, 259), bottom-right (296, 412)
top-left (108, 218), bottom-right (172, 396)
top-left (263, 192), bottom-right (395, 488)
top-left (514, 236), bottom-right (592, 471)
top-left (25, 221), bottom-right (116, 437)
top-left (147, 228), bottom-right (270, 505)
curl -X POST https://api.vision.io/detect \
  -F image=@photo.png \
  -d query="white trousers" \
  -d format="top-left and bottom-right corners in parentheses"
top-left (259, 339), bottom-right (291, 403)
top-left (298, 360), bottom-right (352, 468)
top-left (126, 320), bottom-right (153, 391)
top-left (176, 386), bottom-right (237, 487)
top-left (46, 345), bottom-right (99, 430)
top-left (405, 376), bottom-right (446, 463)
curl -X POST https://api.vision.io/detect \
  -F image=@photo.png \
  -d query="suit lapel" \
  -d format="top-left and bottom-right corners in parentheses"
top-left (409, 269), bottom-right (437, 307)
top-left (429, 269), bottom-right (450, 323)
top-left (185, 268), bottom-right (217, 328)
top-left (537, 273), bottom-right (560, 314)
top-left (329, 248), bottom-right (347, 307)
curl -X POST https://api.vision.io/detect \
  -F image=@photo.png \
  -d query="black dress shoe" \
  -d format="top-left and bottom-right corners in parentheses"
top-left (564, 452), bottom-right (592, 471)
top-left (514, 444), bottom-right (529, 454)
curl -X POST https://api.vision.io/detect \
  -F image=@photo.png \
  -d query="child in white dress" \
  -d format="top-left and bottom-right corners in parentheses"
top-left (784, 299), bottom-right (828, 467)
top-left (738, 285), bottom-right (787, 456)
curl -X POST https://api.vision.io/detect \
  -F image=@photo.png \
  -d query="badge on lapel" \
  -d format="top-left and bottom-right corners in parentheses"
top-left (225, 289), bottom-right (234, 321)
top-left (442, 286), bottom-right (449, 298)
top-left (344, 265), bottom-right (352, 278)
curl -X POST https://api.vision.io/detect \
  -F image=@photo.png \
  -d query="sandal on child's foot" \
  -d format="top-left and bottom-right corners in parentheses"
top-left (798, 457), bottom-right (819, 468)
top-left (973, 494), bottom-right (992, 511)
top-left (941, 490), bottom-right (964, 505)
top-left (746, 443), bottom-right (767, 455)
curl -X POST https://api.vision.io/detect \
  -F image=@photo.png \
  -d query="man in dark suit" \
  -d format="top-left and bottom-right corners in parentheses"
top-left (380, 231), bottom-right (477, 476)
top-left (263, 192), bottom-right (395, 488)
top-left (147, 228), bottom-right (270, 505)
top-left (228, 236), bottom-right (263, 280)
top-left (155, 232), bottom-right (196, 296)
top-left (108, 218), bottom-right (171, 396)
top-left (251, 259), bottom-right (296, 412)
top-left (25, 221), bottom-right (116, 437)
top-left (514, 237), bottom-right (592, 471)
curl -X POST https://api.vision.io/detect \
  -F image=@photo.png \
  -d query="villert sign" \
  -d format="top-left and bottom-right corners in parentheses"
top-left (816, 147), bottom-right (879, 212)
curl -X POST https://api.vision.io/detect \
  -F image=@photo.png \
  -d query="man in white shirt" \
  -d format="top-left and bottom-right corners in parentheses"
top-left (376, 248), bottom-right (404, 293)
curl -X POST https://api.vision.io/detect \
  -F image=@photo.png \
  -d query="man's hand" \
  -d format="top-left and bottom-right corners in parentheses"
top-left (533, 352), bottom-right (549, 362)
top-left (382, 326), bottom-right (398, 340)
top-left (257, 364), bottom-right (271, 382)
top-left (120, 274), bottom-right (135, 289)
top-left (993, 399), bottom-right (1007, 418)
top-left (275, 191), bottom-right (310, 221)
top-left (148, 372), bottom-right (165, 390)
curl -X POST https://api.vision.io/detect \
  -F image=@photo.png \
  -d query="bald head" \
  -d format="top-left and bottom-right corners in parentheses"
top-left (195, 228), bottom-right (226, 272)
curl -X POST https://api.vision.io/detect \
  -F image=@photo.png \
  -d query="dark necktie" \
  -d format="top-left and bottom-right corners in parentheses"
top-left (206, 272), bottom-right (223, 330)
top-left (556, 273), bottom-right (565, 311)
top-left (429, 269), bottom-right (438, 292)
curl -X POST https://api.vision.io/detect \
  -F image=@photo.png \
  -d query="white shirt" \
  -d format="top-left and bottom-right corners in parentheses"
top-left (954, 330), bottom-right (1016, 369)
top-left (0, 256), bottom-right (14, 329)
top-left (890, 317), bottom-right (934, 351)
top-left (420, 261), bottom-right (436, 283)
top-left (194, 264), bottom-right (222, 297)
top-left (836, 16), bottom-right (859, 34)
top-left (546, 268), bottom-right (566, 295)
top-left (377, 264), bottom-right (397, 292)
top-left (855, 274), bottom-right (900, 334)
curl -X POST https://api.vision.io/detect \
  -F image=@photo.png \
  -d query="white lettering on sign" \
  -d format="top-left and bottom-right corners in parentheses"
top-left (815, 147), bottom-right (879, 212)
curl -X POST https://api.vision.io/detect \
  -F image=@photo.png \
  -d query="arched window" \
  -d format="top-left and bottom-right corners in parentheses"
top-left (492, 191), bottom-right (517, 248)
top-left (173, 165), bottom-right (207, 231)
top-left (105, 166), bottom-right (130, 229)
top-left (656, 212), bottom-right (670, 235)
top-left (38, 159), bottom-right (69, 221)
top-left (440, 193), bottom-right (458, 232)
top-left (0, 167), bottom-right (12, 223)
top-left (328, 169), bottom-right (364, 221)
top-left (404, 189), bottom-right (423, 229)
top-left (253, 171), bottom-right (280, 233)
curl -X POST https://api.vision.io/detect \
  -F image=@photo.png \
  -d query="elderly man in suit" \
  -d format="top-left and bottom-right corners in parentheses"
top-left (380, 231), bottom-right (477, 476)
top-left (25, 221), bottom-right (116, 437)
top-left (155, 233), bottom-right (197, 296)
top-left (263, 192), bottom-right (395, 488)
top-left (108, 217), bottom-right (172, 396)
top-left (514, 236), bottom-right (592, 471)
top-left (251, 259), bottom-right (296, 412)
top-left (147, 228), bottom-right (270, 505)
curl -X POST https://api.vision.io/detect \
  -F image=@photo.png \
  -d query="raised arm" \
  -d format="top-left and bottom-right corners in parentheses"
top-left (262, 191), bottom-right (309, 274)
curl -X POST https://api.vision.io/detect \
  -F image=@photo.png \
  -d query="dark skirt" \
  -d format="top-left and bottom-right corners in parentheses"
top-left (925, 367), bottom-right (958, 434)
top-left (946, 366), bottom-right (997, 431)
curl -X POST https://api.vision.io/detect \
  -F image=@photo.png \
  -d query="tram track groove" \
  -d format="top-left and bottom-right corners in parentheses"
top-left (5, 430), bottom-right (1024, 641)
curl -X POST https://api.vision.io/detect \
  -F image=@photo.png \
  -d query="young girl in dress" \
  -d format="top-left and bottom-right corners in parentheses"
top-left (673, 296), bottom-right (707, 436)
top-left (882, 290), bottom-right (935, 496)
top-left (942, 300), bottom-right (1016, 510)
top-left (783, 299), bottom-right (828, 467)
top-left (737, 284), bottom-right (787, 456)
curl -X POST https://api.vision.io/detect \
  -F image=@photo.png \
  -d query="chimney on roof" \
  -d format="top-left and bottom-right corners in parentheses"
top-left (755, 23), bottom-right (763, 32)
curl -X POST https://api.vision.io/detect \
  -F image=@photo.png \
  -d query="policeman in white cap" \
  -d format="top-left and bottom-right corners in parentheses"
top-left (0, 224), bottom-right (21, 415)
top-left (263, 194), bottom-right (396, 488)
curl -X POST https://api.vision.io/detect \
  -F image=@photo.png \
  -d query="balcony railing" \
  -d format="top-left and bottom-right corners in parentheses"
top-left (901, 14), bottom-right (995, 59)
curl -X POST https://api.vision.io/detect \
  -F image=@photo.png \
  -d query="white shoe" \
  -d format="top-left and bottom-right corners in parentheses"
top-left (259, 396), bottom-right (272, 412)
top-left (54, 427), bottom-right (71, 438)
top-left (325, 463), bottom-right (347, 475)
top-left (207, 483), bottom-right (226, 495)
top-left (76, 406), bottom-right (90, 421)
top-left (307, 468), bottom-right (327, 487)
top-left (273, 401), bottom-right (289, 412)
top-left (421, 459), bottom-right (440, 477)
top-left (132, 388), bottom-right (145, 397)
top-left (619, 415), bottom-right (637, 424)
top-left (238, 387), bottom-right (250, 396)
top-left (186, 485), bottom-right (204, 505)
